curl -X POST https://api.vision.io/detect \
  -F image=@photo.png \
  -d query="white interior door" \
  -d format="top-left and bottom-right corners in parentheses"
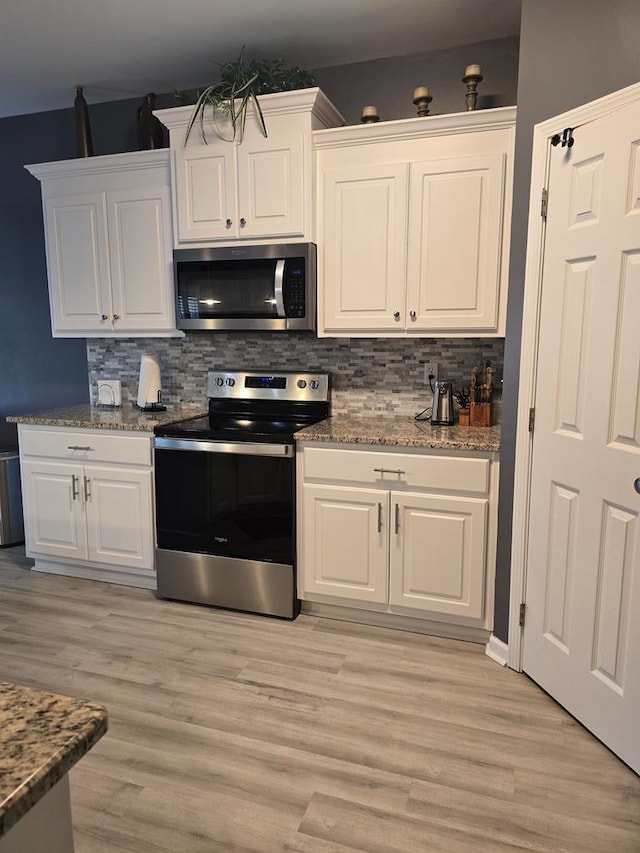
top-left (523, 96), bottom-right (640, 774)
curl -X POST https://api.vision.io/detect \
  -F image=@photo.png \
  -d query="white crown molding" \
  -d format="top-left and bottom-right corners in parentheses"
top-left (25, 149), bottom-right (169, 181)
top-left (313, 105), bottom-right (517, 149)
top-left (155, 87), bottom-right (344, 134)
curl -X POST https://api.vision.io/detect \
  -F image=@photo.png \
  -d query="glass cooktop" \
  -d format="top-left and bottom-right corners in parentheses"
top-left (154, 413), bottom-right (325, 443)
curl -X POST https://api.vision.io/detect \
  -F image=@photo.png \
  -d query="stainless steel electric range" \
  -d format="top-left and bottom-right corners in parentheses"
top-left (153, 370), bottom-right (330, 619)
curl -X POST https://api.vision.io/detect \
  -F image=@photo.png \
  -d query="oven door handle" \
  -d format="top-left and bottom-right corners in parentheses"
top-left (154, 437), bottom-right (293, 457)
top-left (274, 259), bottom-right (286, 318)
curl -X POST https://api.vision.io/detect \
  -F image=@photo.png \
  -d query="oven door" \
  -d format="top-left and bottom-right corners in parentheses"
top-left (154, 438), bottom-right (298, 618)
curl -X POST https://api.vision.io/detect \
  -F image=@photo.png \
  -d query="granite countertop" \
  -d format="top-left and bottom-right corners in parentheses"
top-left (296, 415), bottom-right (501, 452)
top-left (6, 404), bottom-right (206, 432)
top-left (0, 683), bottom-right (107, 838)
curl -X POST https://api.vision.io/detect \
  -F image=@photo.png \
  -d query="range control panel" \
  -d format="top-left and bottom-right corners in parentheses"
top-left (206, 371), bottom-right (330, 402)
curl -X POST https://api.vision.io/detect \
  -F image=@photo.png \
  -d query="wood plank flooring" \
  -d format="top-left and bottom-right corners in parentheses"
top-left (0, 547), bottom-right (638, 852)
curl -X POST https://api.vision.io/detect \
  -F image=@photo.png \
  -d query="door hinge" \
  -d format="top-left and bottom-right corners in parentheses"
top-left (519, 602), bottom-right (526, 628)
top-left (528, 407), bottom-right (535, 432)
top-left (540, 188), bottom-right (548, 220)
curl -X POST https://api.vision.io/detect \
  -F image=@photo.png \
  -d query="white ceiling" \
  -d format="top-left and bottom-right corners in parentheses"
top-left (0, 0), bottom-right (521, 119)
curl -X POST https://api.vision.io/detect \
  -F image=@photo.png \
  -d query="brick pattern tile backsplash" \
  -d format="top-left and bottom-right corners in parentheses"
top-left (87, 334), bottom-right (504, 417)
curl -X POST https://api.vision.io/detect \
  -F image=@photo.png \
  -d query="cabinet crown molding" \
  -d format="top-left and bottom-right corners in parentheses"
top-left (314, 105), bottom-right (516, 149)
top-left (25, 149), bottom-right (170, 181)
top-left (156, 87), bottom-right (345, 135)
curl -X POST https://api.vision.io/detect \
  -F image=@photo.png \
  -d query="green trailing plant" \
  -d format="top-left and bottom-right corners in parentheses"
top-left (183, 47), bottom-right (316, 145)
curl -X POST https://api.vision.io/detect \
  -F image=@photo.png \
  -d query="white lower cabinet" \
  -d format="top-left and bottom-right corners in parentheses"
top-left (18, 426), bottom-right (155, 588)
top-left (298, 444), bottom-right (498, 635)
top-left (303, 485), bottom-right (389, 604)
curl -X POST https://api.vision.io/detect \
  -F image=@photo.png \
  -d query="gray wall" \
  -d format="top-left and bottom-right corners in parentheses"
top-left (493, 0), bottom-right (640, 641)
top-left (315, 36), bottom-right (519, 124)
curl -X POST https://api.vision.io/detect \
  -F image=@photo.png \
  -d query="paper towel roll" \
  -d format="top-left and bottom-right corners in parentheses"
top-left (137, 354), bottom-right (163, 409)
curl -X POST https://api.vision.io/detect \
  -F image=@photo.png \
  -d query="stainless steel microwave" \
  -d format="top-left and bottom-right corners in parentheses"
top-left (173, 243), bottom-right (316, 331)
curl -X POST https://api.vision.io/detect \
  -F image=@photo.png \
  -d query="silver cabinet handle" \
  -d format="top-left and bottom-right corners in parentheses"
top-left (225, 218), bottom-right (232, 228)
top-left (373, 467), bottom-right (406, 475)
top-left (239, 217), bottom-right (246, 228)
top-left (113, 314), bottom-right (120, 321)
top-left (635, 478), bottom-right (640, 494)
top-left (395, 503), bottom-right (400, 535)
top-left (409, 310), bottom-right (417, 320)
top-left (83, 476), bottom-right (91, 501)
top-left (377, 502), bottom-right (383, 533)
top-left (393, 311), bottom-right (401, 320)
top-left (67, 445), bottom-right (93, 451)
top-left (71, 474), bottom-right (79, 501)
top-left (100, 314), bottom-right (109, 321)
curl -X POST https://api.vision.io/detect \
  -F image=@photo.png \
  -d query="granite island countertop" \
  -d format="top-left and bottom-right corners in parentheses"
top-left (295, 415), bottom-right (500, 452)
top-left (6, 403), bottom-right (206, 432)
top-left (0, 683), bottom-right (107, 838)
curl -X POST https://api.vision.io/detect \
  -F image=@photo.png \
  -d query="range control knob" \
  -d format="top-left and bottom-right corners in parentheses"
top-left (297, 379), bottom-right (307, 389)
top-left (309, 379), bottom-right (319, 390)
top-left (226, 377), bottom-right (235, 387)
top-left (215, 377), bottom-right (224, 387)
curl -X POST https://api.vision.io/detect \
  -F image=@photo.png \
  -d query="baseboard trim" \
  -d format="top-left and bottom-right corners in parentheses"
top-left (301, 601), bottom-right (490, 644)
top-left (485, 634), bottom-right (509, 667)
top-left (32, 559), bottom-right (156, 590)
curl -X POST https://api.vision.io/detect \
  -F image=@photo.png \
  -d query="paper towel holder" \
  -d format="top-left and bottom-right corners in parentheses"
top-left (136, 354), bottom-right (167, 412)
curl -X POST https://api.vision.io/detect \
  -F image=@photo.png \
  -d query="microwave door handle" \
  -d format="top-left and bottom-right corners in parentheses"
top-left (274, 259), bottom-right (286, 318)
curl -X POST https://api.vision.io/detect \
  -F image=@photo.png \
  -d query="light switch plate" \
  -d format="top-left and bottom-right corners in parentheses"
top-left (97, 379), bottom-right (122, 407)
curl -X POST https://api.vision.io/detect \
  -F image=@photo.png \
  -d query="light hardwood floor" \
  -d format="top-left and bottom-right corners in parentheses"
top-left (0, 546), bottom-right (638, 852)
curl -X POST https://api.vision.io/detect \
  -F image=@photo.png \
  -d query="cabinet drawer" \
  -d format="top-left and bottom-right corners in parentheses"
top-left (302, 447), bottom-right (490, 494)
top-left (19, 427), bottom-right (152, 466)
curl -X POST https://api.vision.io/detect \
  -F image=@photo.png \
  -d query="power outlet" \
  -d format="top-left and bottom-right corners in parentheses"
top-left (424, 362), bottom-right (439, 384)
top-left (97, 379), bottom-right (122, 407)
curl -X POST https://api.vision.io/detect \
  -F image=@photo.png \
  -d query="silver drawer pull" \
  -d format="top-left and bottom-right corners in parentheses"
top-left (68, 445), bottom-right (93, 451)
top-left (71, 474), bottom-right (79, 501)
top-left (83, 476), bottom-right (91, 501)
top-left (373, 467), bottom-right (406, 475)
top-left (377, 502), bottom-right (383, 533)
top-left (395, 503), bottom-right (400, 535)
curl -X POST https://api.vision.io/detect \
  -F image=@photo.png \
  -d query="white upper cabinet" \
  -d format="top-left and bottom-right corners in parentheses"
top-left (26, 150), bottom-right (179, 338)
top-left (316, 107), bottom-right (516, 337)
top-left (156, 88), bottom-right (344, 247)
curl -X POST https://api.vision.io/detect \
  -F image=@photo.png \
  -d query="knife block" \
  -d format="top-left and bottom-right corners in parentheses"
top-left (470, 402), bottom-right (491, 427)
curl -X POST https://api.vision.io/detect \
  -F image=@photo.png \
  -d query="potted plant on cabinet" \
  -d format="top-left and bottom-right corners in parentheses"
top-left (183, 47), bottom-right (316, 144)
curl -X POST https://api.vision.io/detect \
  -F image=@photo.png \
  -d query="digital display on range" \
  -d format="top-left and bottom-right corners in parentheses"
top-left (245, 376), bottom-right (287, 389)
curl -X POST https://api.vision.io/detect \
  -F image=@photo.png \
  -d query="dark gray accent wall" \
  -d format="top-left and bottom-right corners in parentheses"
top-left (493, 0), bottom-right (640, 641)
top-left (315, 36), bottom-right (519, 124)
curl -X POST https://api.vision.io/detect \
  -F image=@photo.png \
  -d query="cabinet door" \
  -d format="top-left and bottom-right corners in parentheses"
top-left (236, 133), bottom-right (305, 239)
top-left (389, 492), bottom-right (488, 619)
top-left (21, 460), bottom-right (87, 560)
top-left (406, 153), bottom-right (505, 333)
top-left (301, 484), bottom-right (389, 603)
top-left (84, 466), bottom-right (154, 571)
top-left (43, 192), bottom-right (112, 334)
top-left (173, 145), bottom-right (237, 242)
top-left (321, 163), bottom-right (409, 332)
top-left (107, 185), bottom-right (175, 332)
